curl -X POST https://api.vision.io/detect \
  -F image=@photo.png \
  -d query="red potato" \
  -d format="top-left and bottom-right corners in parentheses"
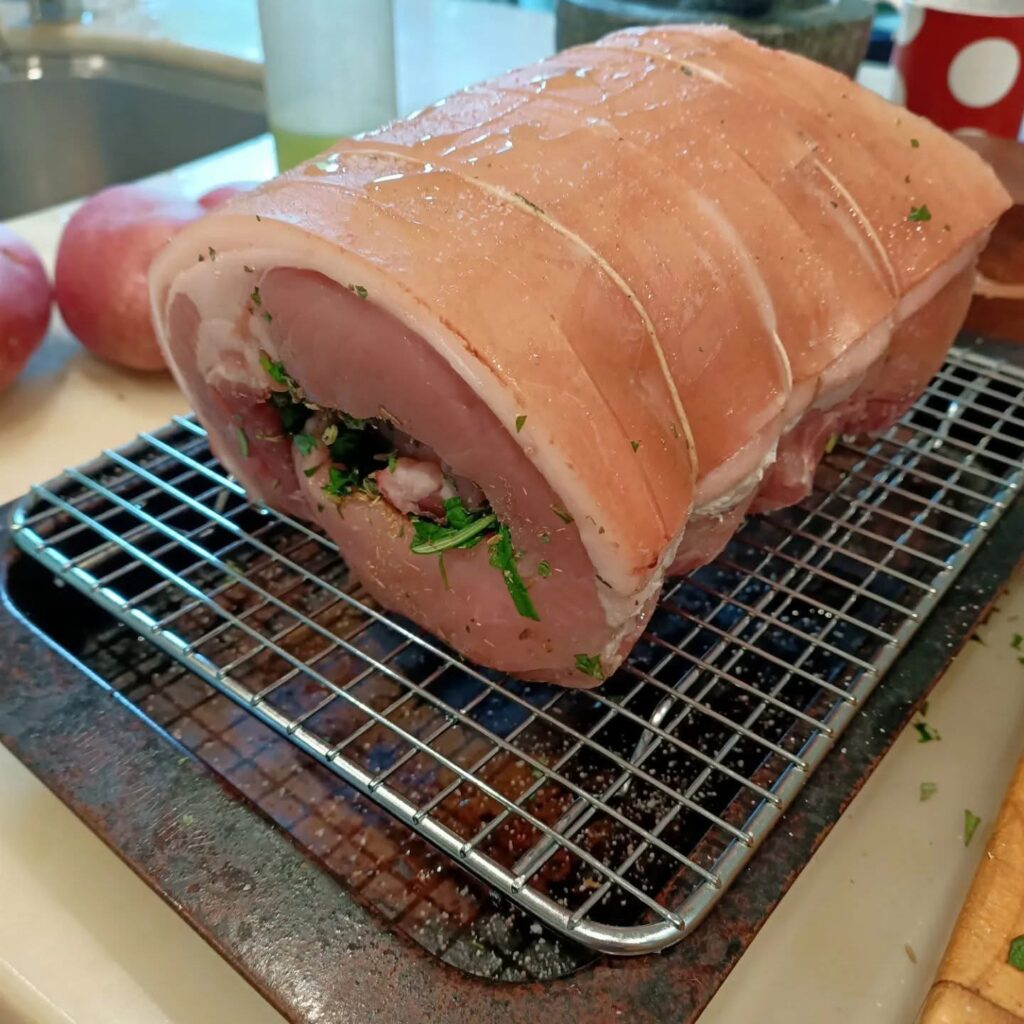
top-left (0, 225), bottom-right (52, 393)
top-left (55, 184), bottom-right (206, 371)
top-left (198, 181), bottom-right (258, 210)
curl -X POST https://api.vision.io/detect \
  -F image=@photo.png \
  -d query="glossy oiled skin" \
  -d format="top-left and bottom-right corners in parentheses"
top-left (150, 27), bottom-right (1010, 685)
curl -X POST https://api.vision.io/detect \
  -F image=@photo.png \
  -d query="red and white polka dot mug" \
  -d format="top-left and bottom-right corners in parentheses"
top-left (891, 0), bottom-right (1024, 139)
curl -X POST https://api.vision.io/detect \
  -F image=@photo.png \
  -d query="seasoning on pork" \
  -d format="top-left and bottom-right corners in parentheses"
top-left (149, 26), bottom-right (1010, 686)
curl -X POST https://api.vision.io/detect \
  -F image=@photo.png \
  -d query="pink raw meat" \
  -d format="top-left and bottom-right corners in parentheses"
top-left (149, 27), bottom-right (1009, 686)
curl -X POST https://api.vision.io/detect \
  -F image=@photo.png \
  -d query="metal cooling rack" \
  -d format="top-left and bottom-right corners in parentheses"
top-left (9, 346), bottom-right (1024, 955)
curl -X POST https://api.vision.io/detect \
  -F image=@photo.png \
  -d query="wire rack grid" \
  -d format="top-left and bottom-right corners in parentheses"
top-left (9, 346), bottom-right (1024, 955)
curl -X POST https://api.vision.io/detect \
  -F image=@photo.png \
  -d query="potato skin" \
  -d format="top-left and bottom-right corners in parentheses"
top-left (55, 184), bottom-right (205, 372)
top-left (0, 225), bottom-right (52, 393)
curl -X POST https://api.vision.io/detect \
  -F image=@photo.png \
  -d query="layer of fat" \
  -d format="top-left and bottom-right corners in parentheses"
top-left (688, 239), bottom-right (986, 525)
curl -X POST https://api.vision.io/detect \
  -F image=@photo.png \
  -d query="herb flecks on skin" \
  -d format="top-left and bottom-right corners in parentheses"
top-left (537, 560), bottom-right (551, 578)
top-left (235, 426), bottom-right (249, 458)
top-left (514, 192), bottom-right (545, 215)
top-left (515, 414), bottom-right (527, 433)
top-left (964, 809), bottom-right (982, 847)
top-left (909, 204), bottom-right (932, 223)
top-left (575, 653), bottom-right (603, 680)
top-left (551, 504), bottom-right (574, 524)
top-left (208, 246), bottom-right (217, 262)
top-left (911, 138), bottom-right (920, 148)
top-left (250, 286), bottom-right (262, 307)
top-left (630, 440), bottom-right (641, 453)
top-left (489, 524), bottom-right (539, 621)
top-left (920, 782), bottom-right (938, 802)
top-left (1012, 633), bottom-right (1022, 650)
top-left (1008, 936), bottom-right (1024, 971)
top-left (914, 722), bottom-right (941, 743)
top-left (349, 284), bottom-right (369, 300)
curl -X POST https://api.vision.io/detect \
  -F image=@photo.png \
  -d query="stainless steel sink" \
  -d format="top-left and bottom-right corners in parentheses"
top-left (0, 53), bottom-right (266, 219)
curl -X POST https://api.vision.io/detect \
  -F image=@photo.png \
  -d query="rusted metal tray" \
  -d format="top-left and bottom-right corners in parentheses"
top-left (1, 335), bottom-right (1022, 1023)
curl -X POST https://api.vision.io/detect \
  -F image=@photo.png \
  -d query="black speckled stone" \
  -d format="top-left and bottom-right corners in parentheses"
top-left (556, 0), bottom-right (874, 77)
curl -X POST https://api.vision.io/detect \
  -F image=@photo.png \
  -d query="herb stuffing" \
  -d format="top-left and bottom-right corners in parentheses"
top-left (410, 499), bottom-right (497, 555)
top-left (1008, 936), bottom-right (1024, 972)
top-left (294, 433), bottom-right (317, 456)
top-left (322, 465), bottom-right (360, 501)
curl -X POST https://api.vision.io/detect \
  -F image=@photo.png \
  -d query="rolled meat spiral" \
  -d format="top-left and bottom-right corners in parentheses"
top-left (149, 26), bottom-right (1010, 686)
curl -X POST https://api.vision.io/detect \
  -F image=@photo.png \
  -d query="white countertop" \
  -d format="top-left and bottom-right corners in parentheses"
top-left (1, 4), bottom-right (1023, 1023)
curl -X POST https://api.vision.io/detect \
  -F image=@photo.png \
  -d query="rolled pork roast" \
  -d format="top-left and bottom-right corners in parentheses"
top-left (149, 26), bottom-right (1010, 687)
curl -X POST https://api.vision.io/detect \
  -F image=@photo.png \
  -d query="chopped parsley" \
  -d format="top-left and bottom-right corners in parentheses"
top-left (294, 433), bottom-right (317, 456)
top-left (537, 560), bottom-right (551, 578)
top-left (259, 352), bottom-right (296, 391)
top-left (250, 286), bottom-right (262, 307)
top-left (350, 284), bottom-right (369, 299)
top-left (914, 722), bottom-right (941, 743)
top-left (964, 809), bottom-right (982, 847)
top-left (910, 138), bottom-right (920, 148)
top-left (489, 523), bottom-right (539, 621)
top-left (630, 440), bottom-right (641, 453)
top-left (235, 425), bottom-right (249, 458)
top-left (387, 450), bottom-right (398, 473)
top-left (340, 412), bottom-right (369, 431)
top-left (515, 414), bottom-right (527, 433)
top-left (323, 466), bottom-right (359, 501)
top-left (269, 391), bottom-right (308, 433)
top-left (1012, 633), bottom-right (1022, 650)
top-left (575, 653), bottom-right (603, 680)
top-left (551, 504), bottom-right (574, 524)
top-left (909, 204), bottom-right (932, 223)
top-left (1008, 936), bottom-right (1024, 971)
top-left (920, 781), bottom-right (938, 802)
